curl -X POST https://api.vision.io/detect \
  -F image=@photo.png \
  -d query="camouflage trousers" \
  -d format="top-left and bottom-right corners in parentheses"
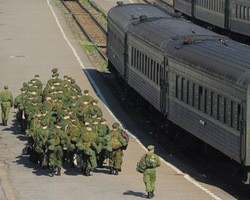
top-left (1, 103), bottom-right (11, 121)
top-left (143, 168), bottom-right (156, 192)
top-left (109, 149), bottom-right (123, 170)
top-left (49, 146), bottom-right (63, 168)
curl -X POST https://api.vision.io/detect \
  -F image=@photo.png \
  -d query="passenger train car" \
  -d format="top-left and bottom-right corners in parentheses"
top-left (107, 3), bottom-right (250, 183)
top-left (173, 0), bottom-right (250, 37)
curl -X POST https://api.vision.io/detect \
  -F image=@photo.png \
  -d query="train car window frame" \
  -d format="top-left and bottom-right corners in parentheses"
top-left (176, 75), bottom-right (179, 99)
top-left (131, 46), bottom-right (134, 66)
top-left (186, 80), bottom-right (189, 104)
top-left (142, 54), bottom-right (145, 74)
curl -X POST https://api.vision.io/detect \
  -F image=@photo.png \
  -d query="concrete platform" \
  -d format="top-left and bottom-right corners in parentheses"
top-left (0, 0), bottom-right (235, 199)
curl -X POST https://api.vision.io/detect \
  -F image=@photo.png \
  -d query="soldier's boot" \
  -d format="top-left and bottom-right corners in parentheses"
top-left (114, 168), bottom-right (119, 175)
top-left (51, 166), bottom-right (56, 177)
top-left (2, 119), bottom-right (4, 126)
top-left (152, 190), bottom-right (154, 197)
top-left (56, 167), bottom-right (61, 176)
top-left (4, 120), bottom-right (7, 126)
top-left (85, 168), bottom-right (91, 176)
top-left (147, 192), bottom-right (153, 199)
top-left (110, 167), bottom-right (114, 175)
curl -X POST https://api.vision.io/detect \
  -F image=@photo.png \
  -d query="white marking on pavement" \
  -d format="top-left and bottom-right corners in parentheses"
top-left (47, 0), bottom-right (223, 199)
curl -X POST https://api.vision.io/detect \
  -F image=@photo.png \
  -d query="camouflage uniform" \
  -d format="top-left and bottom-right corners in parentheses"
top-left (109, 123), bottom-right (128, 175)
top-left (138, 145), bottom-right (161, 198)
top-left (0, 86), bottom-right (13, 126)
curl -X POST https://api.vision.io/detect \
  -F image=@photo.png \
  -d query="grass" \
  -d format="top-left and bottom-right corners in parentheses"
top-left (55, 0), bottom-right (109, 72)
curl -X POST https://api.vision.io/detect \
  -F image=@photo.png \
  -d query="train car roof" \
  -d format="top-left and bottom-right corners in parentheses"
top-left (108, 3), bottom-right (169, 31)
top-left (108, 4), bottom-right (250, 88)
top-left (128, 15), bottom-right (250, 88)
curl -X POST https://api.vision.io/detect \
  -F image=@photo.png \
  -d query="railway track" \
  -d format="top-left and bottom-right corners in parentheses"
top-left (61, 0), bottom-right (107, 61)
top-left (140, 0), bottom-right (176, 15)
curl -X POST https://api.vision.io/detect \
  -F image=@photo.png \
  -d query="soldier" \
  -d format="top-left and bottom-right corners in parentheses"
top-left (0, 85), bottom-right (13, 126)
top-left (76, 120), bottom-right (98, 176)
top-left (109, 122), bottom-right (128, 175)
top-left (137, 145), bottom-right (161, 199)
top-left (34, 74), bottom-right (43, 91)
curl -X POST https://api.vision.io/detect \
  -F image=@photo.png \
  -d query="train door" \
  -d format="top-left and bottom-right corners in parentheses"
top-left (160, 57), bottom-right (169, 115)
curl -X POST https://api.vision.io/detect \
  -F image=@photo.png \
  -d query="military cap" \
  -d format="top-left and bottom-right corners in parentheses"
top-left (23, 82), bottom-right (28, 87)
top-left (71, 79), bottom-right (75, 84)
top-left (83, 89), bottom-right (89, 94)
top-left (63, 75), bottom-right (68, 79)
top-left (20, 87), bottom-right (26, 91)
top-left (57, 120), bottom-right (67, 127)
top-left (40, 119), bottom-right (48, 127)
top-left (93, 99), bottom-right (98, 104)
top-left (112, 122), bottom-right (119, 129)
top-left (147, 145), bottom-right (154, 151)
top-left (35, 74), bottom-right (40, 78)
top-left (51, 68), bottom-right (58, 74)
top-left (4, 85), bottom-right (8, 89)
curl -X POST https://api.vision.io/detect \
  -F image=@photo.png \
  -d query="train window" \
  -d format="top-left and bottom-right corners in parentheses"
top-left (232, 101), bottom-right (238, 129)
top-left (186, 80), bottom-right (189, 104)
top-left (244, 7), bottom-right (247, 20)
top-left (145, 56), bottom-right (148, 76)
top-left (134, 48), bottom-right (137, 68)
top-left (241, 6), bottom-right (245, 20)
top-left (225, 99), bottom-right (231, 126)
top-left (198, 86), bottom-right (202, 110)
top-left (218, 95), bottom-right (224, 122)
top-left (192, 83), bottom-right (195, 107)
top-left (147, 57), bottom-right (150, 78)
top-left (223, 98), bottom-right (226, 123)
top-left (136, 50), bottom-right (139, 70)
top-left (176, 75), bottom-right (179, 98)
top-left (152, 61), bottom-right (156, 82)
top-left (181, 78), bottom-right (184, 101)
top-left (248, 8), bottom-right (250, 21)
top-left (236, 4), bottom-right (240, 18)
top-left (131, 47), bottom-right (134, 66)
top-left (217, 95), bottom-right (220, 120)
top-left (150, 60), bottom-right (153, 80)
top-left (210, 92), bottom-right (214, 117)
top-left (237, 104), bottom-right (241, 131)
top-left (212, 92), bottom-right (218, 119)
top-left (139, 52), bottom-right (142, 72)
top-left (142, 54), bottom-right (145, 74)
top-left (204, 89), bottom-right (207, 113)
top-left (194, 85), bottom-right (199, 109)
top-left (156, 63), bottom-right (160, 85)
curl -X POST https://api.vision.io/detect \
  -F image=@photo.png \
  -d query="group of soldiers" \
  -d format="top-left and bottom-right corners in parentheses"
top-left (14, 68), bottom-right (129, 177)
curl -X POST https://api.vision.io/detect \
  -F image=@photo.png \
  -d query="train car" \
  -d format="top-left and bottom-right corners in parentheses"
top-left (107, 3), bottom-right (250, 183)
top-left (230, 0), bottom-right (250, 36)
top-left (173, 0), bottom-right (250, 37)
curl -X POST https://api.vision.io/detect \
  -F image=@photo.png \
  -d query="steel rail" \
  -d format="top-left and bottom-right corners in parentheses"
top-left (61, 0), bottom-right (107, 61)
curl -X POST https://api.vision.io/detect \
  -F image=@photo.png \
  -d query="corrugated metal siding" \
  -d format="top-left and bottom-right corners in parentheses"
top-left (173, 0), bottom-right (192, 16)
top-left (195, 7), bottom-right (225, 28)
top-left (230, 20), bottom-right (250, 36)
top-left (128, 68), bottom-right (161, 111)
top-left (168, 99), bottom-right (241, 162)
top-left (108, 48), bottom-right (124, 76)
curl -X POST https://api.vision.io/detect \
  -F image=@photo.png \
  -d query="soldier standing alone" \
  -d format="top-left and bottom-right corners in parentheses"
top-left (137, 145), bottom-right (161, 199)
top-left (0, 85), bottom-right (13, 126)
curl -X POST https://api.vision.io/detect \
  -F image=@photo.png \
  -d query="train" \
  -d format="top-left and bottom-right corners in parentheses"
top-left (172, 0), bottom-right (250, 38)
top-left (107, 3), bottom-right (250, 183)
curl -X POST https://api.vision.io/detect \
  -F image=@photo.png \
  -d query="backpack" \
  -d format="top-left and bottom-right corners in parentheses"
top-left (145, 154), bottom-right (157, 168)
top-left (121, 130), bottom-right (129, 150)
